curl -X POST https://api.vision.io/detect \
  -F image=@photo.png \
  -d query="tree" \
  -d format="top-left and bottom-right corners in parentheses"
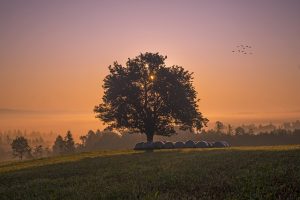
top-left (33, 145), bottom-right (44, 158)
top-left (215, 121), bottom-right (225, 133)
top-left (52, 132), bottom-right (75, 155)
top-left (84, 130), bottom-right (99, 150)
top-left (94, 52), bottom-right (208, 142)
top-left (227, 124), bottom-right (233, 135)
top-left (235, 126), bottom-right (246, 136)
top-left (52, 135), bottom-right (65, 155)
top-left (64, 131), bottom-right (75, 153)
top-left (11, 136), bottom-right (31, 160)
top-left (79, 135), bottom-right (87, 148)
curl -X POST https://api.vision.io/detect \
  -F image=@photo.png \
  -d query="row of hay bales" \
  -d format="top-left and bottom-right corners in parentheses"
top-left (134, 140), bottom-right (229, 150)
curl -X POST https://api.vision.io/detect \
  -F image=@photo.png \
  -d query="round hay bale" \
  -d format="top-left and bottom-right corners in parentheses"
top-left (134, 142), bottom-right (145, 150)
top-left (213, 141), bottom-right (227, 148)
top-left (221, 141), bottom-right (230, 147)
top-left (185, 140), bottom-right (195, 148)
top-left (207, 142), bottom-right (215, 147)
top-left (174, 141), bottom-right (185, 148)
top-left (153, 141), bottom-right (164, 149)
top-left (164, 142), bottom-right (174, 149)
top-left (195, 141), bottom-right (209, 148)
top-left (144, 142), bottom-right (154, 150)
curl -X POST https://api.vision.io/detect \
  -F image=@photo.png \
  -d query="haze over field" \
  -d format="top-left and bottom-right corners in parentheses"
top-left (0, 0), bottom-right (300, 135)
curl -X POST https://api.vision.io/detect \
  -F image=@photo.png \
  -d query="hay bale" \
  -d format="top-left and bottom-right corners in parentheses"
top-left (174, 141), bottom-right (185, 148)
top-left (213, 141), bottom-right (227, 148)
top-left (221, 141), bottom-right (230, 147)
top-left (164, 142), bottom-right (174, 149)
top-left (143, 142), bottom-right (154, 150)
top-left (207, 142), bottom-right (215, 147)
top-left (153, 141), bottom-right (164, 149)
top-left (185, 140), bottom-right (195, 148)
top-left (195, 141), bottom-right (209, 148)
top-left (134, 142), bottom-right (145, 150)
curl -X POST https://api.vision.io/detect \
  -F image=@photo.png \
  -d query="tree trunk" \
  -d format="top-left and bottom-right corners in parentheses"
top-left (146, 131), bottom-right (154, 142)
top-left (145, 116), bottom-right (155, 142)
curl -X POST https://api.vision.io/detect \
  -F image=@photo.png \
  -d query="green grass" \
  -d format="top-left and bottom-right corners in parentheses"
top-left (1, 145), bottom-right (300, 200)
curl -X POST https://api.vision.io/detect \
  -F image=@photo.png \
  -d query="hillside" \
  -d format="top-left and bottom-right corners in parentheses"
top-left (1, 146), bottom-right (300, 199)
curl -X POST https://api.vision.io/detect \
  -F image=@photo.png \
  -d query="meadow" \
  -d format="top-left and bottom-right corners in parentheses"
top-left (0, 145), bottom-right (300, 200)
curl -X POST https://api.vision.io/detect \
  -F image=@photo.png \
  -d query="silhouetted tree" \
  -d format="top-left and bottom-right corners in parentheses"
top-left (11, 136), bottom-right (31, 160)
top-left (235, 126), bottom-right (246, 136)
top-left (292, 120), bottom-right (300, 129)
top-left (64, 131), bottom-right (75, 153)
top-left (94, 52), bottom-right (208, 142)
top-left (215, 121), bottom-right (225, 133)
top-left (79, 135), bottom-right (87, 147)
top-left (52, 135), bottom-right (65, 155)
top-left (248, 128), bottom-right (254, 135)
top-left (227, 124), bottom-right (233, 135)
top-left (85, 130), bottom-right (98, 150)
top-left (33, 145), bottom-right (43, 158)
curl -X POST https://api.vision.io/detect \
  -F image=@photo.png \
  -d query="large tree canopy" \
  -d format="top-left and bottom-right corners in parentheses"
top-left (94, 52), bottom-right (208, 142)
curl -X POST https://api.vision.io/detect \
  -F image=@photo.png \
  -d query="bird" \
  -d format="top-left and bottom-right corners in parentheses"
top-left (232, 43), bottom-right (254, 55)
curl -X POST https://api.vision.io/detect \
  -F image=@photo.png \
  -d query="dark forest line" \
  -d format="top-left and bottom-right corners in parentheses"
top-left (1, 120), bottom-right (300, 161)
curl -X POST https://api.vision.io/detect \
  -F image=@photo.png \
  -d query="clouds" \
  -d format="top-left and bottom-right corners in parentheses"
top-left (0, 108), bottom-right (37, 115)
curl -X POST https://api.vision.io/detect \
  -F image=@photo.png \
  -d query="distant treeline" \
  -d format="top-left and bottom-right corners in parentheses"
top-left (1, 120), bottom-right (300, 161)
top-left (76, 127), bottom-right (300, 152)
top-left (201, 128), bottom-right (300, 146)
top-left (0, 130), bottom-right (55, 161)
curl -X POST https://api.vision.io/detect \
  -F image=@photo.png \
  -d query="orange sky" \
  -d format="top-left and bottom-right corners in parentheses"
top-left (0, 0), bottom-right (299, 136)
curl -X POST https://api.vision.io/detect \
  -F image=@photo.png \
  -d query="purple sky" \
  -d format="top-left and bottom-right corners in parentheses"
top-left (0, 0), bottom-right (299, 134)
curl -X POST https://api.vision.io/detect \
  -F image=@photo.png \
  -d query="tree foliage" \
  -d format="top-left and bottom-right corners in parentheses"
top-left (235, 127), bottom-right (246, 136)
top-left (32, 145), bottom-right (44, 158)
top-left (64, 131), bottom-right (75, 153)
top-left (52, 135), bottom-right (65, 155)
top-left (215, 121), bottom-right (225, 133)
top-left (52, 131), bottom-right (75, 155)
top-left (94, 52), bottom-right (208, 142)
top-left (11, 136), bottom-right (31, 160)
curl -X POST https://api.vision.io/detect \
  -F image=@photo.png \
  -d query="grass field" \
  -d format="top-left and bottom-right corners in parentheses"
top-left (1, 145), bottom-right (300, 200)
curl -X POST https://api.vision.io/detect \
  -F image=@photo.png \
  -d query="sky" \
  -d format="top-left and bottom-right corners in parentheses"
top-left (0, 0), bottom-right (300, 136)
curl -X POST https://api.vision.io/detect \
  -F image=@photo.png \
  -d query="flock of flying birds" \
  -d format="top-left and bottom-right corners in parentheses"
top-left (232, 44), bottom-right (253, 55)
top-left (231, 44), bottom-right (300, 71)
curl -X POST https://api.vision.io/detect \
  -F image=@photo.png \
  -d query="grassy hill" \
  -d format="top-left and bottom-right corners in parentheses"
top-left (1, 146), bottom-right (300, 200)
